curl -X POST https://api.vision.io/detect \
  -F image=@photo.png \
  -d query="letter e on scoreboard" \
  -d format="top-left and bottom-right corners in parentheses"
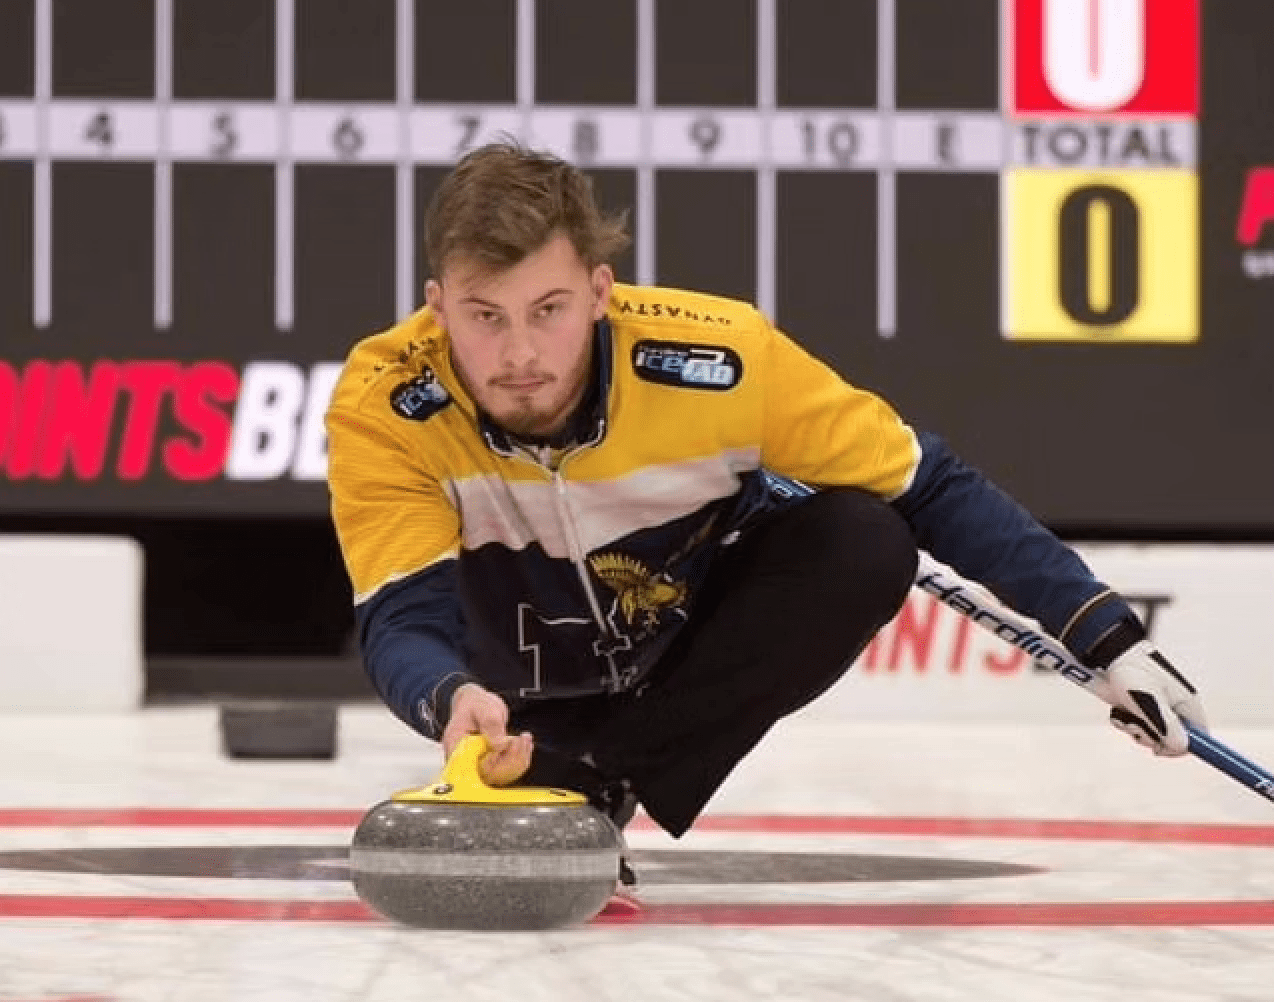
top-left (1012, 0), bottom-right (1198, 115)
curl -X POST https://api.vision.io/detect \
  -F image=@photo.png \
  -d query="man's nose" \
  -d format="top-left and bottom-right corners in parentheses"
top-left (502, 321), bottom-right (539, 368)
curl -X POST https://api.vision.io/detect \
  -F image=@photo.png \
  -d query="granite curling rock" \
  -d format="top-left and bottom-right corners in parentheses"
top-left (349, 734), bottom-right (623, 930)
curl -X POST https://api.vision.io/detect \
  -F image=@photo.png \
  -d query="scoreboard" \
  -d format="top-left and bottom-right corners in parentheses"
top-left (1, 0), bottom-right (1273, 529)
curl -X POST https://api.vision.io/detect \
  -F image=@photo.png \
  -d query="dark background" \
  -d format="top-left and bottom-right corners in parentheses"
top-left (0, 0), bottom-right (1270, 690)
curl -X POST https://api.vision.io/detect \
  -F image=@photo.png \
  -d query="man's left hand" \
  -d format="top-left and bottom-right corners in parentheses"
top-left (1106, 640), bottom-right (1208, 756)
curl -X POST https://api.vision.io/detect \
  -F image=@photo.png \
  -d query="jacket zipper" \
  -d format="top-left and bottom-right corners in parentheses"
top-left (521, 441), bottom-right (622, 690)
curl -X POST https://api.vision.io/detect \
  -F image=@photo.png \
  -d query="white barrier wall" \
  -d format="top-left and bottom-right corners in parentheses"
top-left (809, 545), bottom-right (1274, 728)
top-left (0, 536), bottom-right (145, 711)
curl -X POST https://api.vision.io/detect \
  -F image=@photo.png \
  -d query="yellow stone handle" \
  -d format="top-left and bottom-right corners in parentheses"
top-left (390, 733), bottom-right (588, 806)
top-left (440, 734), bottom-right (497, 794)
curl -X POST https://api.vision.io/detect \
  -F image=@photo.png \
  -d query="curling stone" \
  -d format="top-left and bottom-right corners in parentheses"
top-left (349, 735), bottom-right (623, 930)
top-left (219, 700), bottom-right (338, 760)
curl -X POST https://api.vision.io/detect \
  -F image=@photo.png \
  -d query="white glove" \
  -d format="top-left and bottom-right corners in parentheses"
top-left (1106, 640), bottom-right (1208, 757)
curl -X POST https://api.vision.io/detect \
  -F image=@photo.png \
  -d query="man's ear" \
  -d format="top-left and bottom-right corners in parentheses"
top-left (590, 265), bottom-right (614, 321)
top-left (424, 279), bottom-right (444, 322)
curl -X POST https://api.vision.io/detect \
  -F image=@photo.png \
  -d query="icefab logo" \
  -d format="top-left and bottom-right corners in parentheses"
top-left (632, 341), bottom-right (743, 391)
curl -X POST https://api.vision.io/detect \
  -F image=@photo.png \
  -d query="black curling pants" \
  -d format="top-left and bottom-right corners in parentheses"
top-left (508, 488), bottom-right (918, 837)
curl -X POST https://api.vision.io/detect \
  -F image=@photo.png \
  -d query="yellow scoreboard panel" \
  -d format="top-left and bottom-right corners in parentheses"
top-left (1003, 169), bottom-right (1198, 342)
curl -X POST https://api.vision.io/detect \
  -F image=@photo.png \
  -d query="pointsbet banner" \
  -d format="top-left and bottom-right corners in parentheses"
top-left (1, 0), bottom-right (1272, 520)
top-left (0, 360), bottom-right (339, 512)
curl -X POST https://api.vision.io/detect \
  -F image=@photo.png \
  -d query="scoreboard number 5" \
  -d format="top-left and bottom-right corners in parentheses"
top-left (210, 111), bottom-right (237, 158)
top-left (1005, 169), bottom-right (1197, 343)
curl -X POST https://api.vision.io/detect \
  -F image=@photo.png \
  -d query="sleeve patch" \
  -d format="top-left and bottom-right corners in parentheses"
top-left (390, 366), bottom-right (451, 421)
top-left (632, 340), bottom-right (743, 391)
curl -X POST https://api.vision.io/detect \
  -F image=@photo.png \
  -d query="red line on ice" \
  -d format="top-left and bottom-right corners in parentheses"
top-left (1, 894), bottom-right (1273, 927)
top-left (0, 809), bottom-right (1270, 846)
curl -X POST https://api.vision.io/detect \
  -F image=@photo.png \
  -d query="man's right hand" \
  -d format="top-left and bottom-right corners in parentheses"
top-left (441, 683), bottom-right (533, 786)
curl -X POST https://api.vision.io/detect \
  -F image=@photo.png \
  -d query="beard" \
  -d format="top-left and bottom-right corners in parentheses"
top-left (491, 389), bottom-right (566, 438)
top-left (452, 343), bottom-right (594, 441)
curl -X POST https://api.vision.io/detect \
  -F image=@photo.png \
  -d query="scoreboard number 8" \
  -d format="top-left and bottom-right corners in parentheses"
top-left (573, 119), bottom-right (599, 161)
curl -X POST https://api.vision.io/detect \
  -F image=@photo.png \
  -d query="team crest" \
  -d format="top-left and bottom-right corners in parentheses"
top-left (389, 367), bottom-right (450, 421)
top-left (589, 553), bottom-right (688, 629)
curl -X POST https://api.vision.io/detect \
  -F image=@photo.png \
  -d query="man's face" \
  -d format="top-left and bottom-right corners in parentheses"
top-left (426, 234), bottom-right (613, 439)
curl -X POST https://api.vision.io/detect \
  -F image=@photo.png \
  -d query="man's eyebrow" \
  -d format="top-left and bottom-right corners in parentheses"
top-left (457, 289), bottom-right (573, 309)
top-left (532, 288), bottom-right (574, 305)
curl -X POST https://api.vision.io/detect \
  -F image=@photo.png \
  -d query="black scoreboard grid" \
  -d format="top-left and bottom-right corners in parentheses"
top-left (0, 0), bottom-right (1003, 338)
top-left (1, 0), bottom-right (1273, 530)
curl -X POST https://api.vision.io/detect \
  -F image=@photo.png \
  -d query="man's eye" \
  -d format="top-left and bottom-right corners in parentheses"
top-left (538, 302), bottom-right (561, 318)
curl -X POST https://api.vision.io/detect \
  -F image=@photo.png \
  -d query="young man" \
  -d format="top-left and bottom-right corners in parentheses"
top-left (326, 141), bottom-right (1206, 846)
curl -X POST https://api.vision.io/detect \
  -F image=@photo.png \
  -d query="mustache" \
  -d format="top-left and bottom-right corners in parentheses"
top-left (490, 372), bottom-right (555, 387)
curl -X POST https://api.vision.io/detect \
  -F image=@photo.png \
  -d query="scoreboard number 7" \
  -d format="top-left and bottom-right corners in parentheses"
top-left (1005, 169), bottom-right (1198, 343)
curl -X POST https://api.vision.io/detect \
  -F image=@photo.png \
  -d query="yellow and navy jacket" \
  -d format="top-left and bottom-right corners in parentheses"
top-left (326, 283), bottom-right (1140, 739)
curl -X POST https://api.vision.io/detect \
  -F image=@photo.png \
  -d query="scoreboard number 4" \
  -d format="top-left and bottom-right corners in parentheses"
top-left (85, 110), bottom-right (114, 152)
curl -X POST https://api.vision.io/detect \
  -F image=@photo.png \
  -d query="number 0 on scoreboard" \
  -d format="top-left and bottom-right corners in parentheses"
top-left (1004, 169), bottom-right (1197, 342)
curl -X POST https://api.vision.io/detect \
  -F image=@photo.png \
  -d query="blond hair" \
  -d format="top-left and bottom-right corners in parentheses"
top-left (424, 140), bottom-right (630, 280)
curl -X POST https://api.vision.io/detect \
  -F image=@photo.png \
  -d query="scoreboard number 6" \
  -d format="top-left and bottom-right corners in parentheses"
top-left (332, 116), bottom-right (365, 159)
top-left (1057, 184), bottom-right (1139, 326)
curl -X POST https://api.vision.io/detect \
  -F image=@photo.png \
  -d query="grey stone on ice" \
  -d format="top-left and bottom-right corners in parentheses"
top-left (349, 800), bottom-right (623, 930)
